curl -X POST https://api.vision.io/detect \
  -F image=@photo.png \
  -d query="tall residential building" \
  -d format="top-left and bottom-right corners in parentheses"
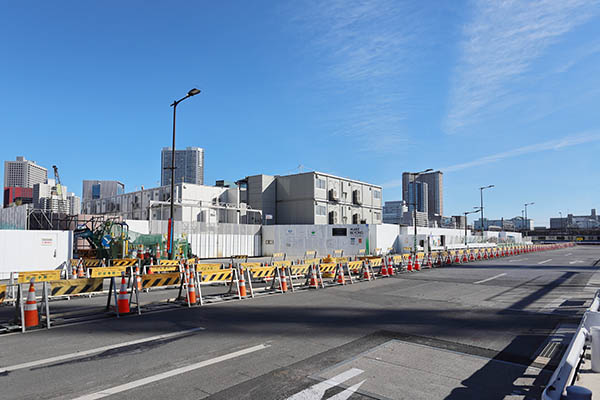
top-left (402, 171), bottom-right (443, 219)
top-left (161, 147), bottom-right (204, 186)
top-left (4, 156), bottom-right (48, 188)
top-left (82, 180), bottom-right (125, 200)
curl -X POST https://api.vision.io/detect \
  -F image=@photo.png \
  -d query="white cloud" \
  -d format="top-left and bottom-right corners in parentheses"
top-left (445, 0), bottom-right (599, 132)
top-left (290, 0), bottom-right (427, 152)
top-left (382, 131), bottom-right (600, 188)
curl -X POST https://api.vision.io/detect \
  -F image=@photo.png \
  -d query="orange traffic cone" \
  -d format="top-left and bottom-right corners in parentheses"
top-left (24, 279), bottom-right (39, 328)
top-left (469, 251), bottom-right (475, 262)
top-left (238, 268), bottom-right (247, 297)
top-left (309, 265), bottom-right (318, 288)
top-left (117, 274), bottom-right (130, 314)
top-left (414, 256), bottom-right (421, 271)
top-left (381, 259), bottom-right (388, 277)
top-left (188, 271), bottom-right (197, 304)
top-left (77, 262), bottom-right (84, 278)
top-left (337, 264), bottom-right (345, 284)
top-left (363, 264), bottom-right (371, 280)
top-left (280, 268), bottom-right (288, 292)
top-left (135, 266), bottom-right (142, 291)
top-left (426, 254), bottom-right (433, 268)
top-left (407, 255), bottom-right (413, 271)
top-left (71, 263), bottom-right (78, 279)
top-left (387, 257), bottom-right (394, 275)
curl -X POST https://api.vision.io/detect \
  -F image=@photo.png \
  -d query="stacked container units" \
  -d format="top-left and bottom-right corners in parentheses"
top-left (276, 172), bottom-right (382, 225)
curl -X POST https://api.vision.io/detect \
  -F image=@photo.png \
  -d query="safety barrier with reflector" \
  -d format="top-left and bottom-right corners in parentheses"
top-left (90, 266), bottom-right (129, 278)
top-left (273, 260), bottom-right (292, 267)
top-left (248, 267), bottom-right (277, 279)
top-left (201, 270), bottom-right (234, 283)
top-left (318, 263), bottom-right (337, 278)
top-left (18, 270), bottom-right (61, 284)
top-left (0, 284), bottom-right (6, 304)
top-left (196, 263), bottom-right (225, 272)
top-left (147, 265), bottom-right (179, 273)
top-left (304, 250), bottom-right (317, 259)
top-left (50, 279), bottom-right (104, 297)
top-left (82, 259), bottom-right (105, 267)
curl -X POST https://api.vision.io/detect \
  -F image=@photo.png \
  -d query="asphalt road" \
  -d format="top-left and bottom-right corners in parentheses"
top-left (1, 245), bottom-right (599, 400)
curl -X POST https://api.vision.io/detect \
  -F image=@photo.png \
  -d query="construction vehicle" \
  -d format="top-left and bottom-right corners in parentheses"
top-left (74, 219), bottom-right (129, 260)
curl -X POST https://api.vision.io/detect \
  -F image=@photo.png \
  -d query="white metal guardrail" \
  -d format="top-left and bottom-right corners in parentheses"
top-left (542, 290), bottom-right (600, 400)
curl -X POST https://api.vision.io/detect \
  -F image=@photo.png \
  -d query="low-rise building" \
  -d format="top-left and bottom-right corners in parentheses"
top-left (238, 171), bottom-right (383, 225)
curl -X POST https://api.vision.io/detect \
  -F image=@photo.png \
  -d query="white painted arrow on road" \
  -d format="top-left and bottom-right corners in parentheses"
top-left (286, 368), bottom-right (365, 400)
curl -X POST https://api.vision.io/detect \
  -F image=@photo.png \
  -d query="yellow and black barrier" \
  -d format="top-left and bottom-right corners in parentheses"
top-left (158, 259), bottom-right (180, 266)
top-left (0, 284), bottom-right (6, 304)
top-left (196, 263), bottom-right (224, 272)
top-left (347, 261), bottom-right (363, 273)
top-left (18, 270), bottom-right (61, 283)
top-left (141, 272), bottom-right (181, 289)
top-left (82, 259), bottom-right (104, 267)
top-left (50, 278), bottom-right (104, 297)
top-left (249, 267), bottom-right (276, 279)
top-left (201, 270), bottom-right (233, 283)
top-left (110, 259), bottom-right (139, 267)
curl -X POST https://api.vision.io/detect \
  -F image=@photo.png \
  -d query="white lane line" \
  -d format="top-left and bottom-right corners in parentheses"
top-left (0, 327), bottom-right (205, 374)
top-left (509, 258), bottom-right (528, 263)
top-left (286, 368), bottom-right (364, 400)
top-left (74, 343), bottom-right (269, 400)
top-left (565, 253), bottom-right (572, 256)
top-left (329, 379), bottom-right (367, 400)
top-left (473, 273), bottom-right (507, 284)
top-left (569, 260), bottom-right (584, 265)
top-left (538, 259), bottom-right (553, 265)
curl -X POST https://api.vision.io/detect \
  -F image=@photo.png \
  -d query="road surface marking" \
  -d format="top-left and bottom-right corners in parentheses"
top-left (565, 253), bottom-right (572, 256)
top-left (569, 260), bottom-right (584, 265)
top-left (73, 343), bottom-right (269, 400)
top-left (474, 273), bottom-right (507, 284)
top-left (286, 368), bottom-right (364, 400)
top-left (329, 379), bottom-right (366, 400)
top-left (0, 327), bottom-right (205, 374)
top-left (538, 259), bottom-right (553, 265)
top-left (509, 258), bottom-right (528, 262)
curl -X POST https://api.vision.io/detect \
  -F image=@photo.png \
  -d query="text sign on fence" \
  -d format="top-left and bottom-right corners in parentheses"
top-left (18, 270), bottom-right (61, 283)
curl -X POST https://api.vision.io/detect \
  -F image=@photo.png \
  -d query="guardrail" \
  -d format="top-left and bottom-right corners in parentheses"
top-left (542, 290), bottom-right (600, 400)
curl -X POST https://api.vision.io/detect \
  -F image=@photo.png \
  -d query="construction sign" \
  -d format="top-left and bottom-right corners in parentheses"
top-left (90, 266), bottom-right (128, 278)
top-left (148, 266), bottom-right (179, 273)
top-left (18, 270), bottom-right (61, 283)
top-left (51, 279), bottom-right (104, 296)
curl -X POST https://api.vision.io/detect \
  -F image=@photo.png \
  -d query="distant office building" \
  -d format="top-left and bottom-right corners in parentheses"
top-left (402, 210), bottom-right (429, 227)
top-left (238, 171), bottom-right (383, 225)
top-left (407, 181), bottom-right (428, 213)
top-left (82, 180), bottom-right (125, 200)
top-left (4, 156), bottom-right (47, 188)
top-left (161, 147), bottom-right (204, 186)
top-left (383, 200), bottom-right (407, 225)
top-left (402, 171), bottom-right (443, 219)
top-left (3, 156), bottom-right (47, 207)
top-left (67, 193), bottom-right (81, 215)
top-left (474, 217), bottom-right (532, 231)
top-left (550, 209), bottom-right (599, 229)
top-left (34, 179), bottom-right (71, 214)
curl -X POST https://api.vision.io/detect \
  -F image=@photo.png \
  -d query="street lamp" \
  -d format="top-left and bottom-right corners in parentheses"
top-left (463, 207), bottom-right (481, 246)
top-left (559, 211), bottom-right (563, 231)
top-left (479, 185), bottom-right (494, 234)
top-left (524, 202), bottom-right (534, 235)
top-left (408, 168), bottom-right (433, 255)
top-left (167, 88), bottom-right (201, 259)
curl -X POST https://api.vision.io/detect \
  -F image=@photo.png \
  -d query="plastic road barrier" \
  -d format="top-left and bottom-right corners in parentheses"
top-left (50, 279), bottom-right (104, 297)
top-left (18, 270), bottom-right (61, 284)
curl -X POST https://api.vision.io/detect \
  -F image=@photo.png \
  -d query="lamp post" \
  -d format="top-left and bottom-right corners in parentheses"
top-left (409, 169), bottom-right (433, 255)
top-left (479, 185), bottom-right (494, 235)
top-left (167, 88), bottom-right (201, 259)
top-left (559, 211), bottom-right (563, 231)
top-left (463, 208), bottom-right (481, 246)
top-left (524, 202), bottom-right (534, 236)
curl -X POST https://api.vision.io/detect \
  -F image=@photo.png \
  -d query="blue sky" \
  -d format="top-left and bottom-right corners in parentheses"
top-left (1, 1), bottom-right (600, 226)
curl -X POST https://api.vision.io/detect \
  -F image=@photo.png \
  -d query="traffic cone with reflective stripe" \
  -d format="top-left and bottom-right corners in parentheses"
top-left (238, 268), bottom-right (247, 297)
top-left (407, 255), bottom-right (413, 271)
top-left (135, 266), bottom-right (142, 291)
top-left (454, 253), bottom-right (461, 264)
top-left (280, 268), bottom-right (288, 292)
top-left (380, 259), bottom-right (388, 277)
top-left (469, 251), bottom-right (475, 262)
top-left (363, 263), bottom-right (371, 280)
top-left (24, 279), bottom-right (39, 328)
top-left (426, 254), bottom-right (433, 268)
top-left (337, 264), bottom-right (345, 284)
top-left (117, 274), bottom-right (130, 314)
top-left (309, 264), bottom-right (318, 288)
top-left (414, 256), bottom-right (421, 271)
top-left (387, 257), bottom-right (394, 275)
top-left (188, 270), bottom-right (197, 304)
top-left (77, 262), bottom-right (84, 278)
top-left (71, 263), bottom-right (78, 279)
